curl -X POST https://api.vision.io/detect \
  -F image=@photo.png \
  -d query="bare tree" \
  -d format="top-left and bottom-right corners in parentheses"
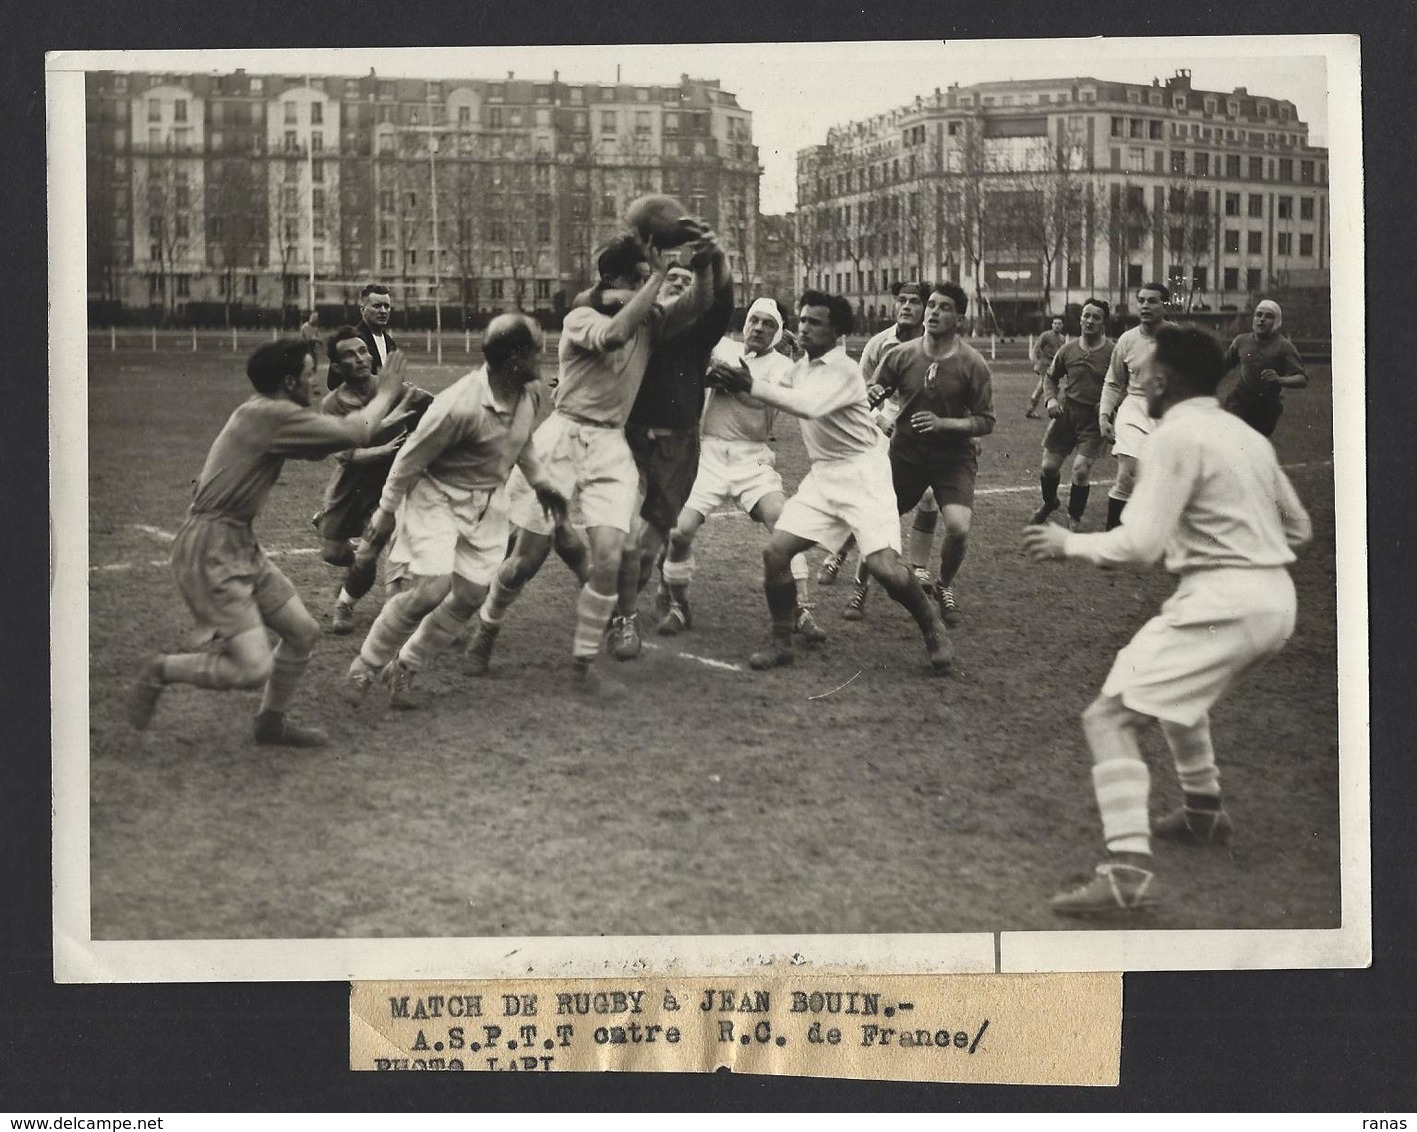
top-left (1163, 175), bottom-right (1215, 311)
top-left (445, 157), bottom-right (484, 324)
top-left (208, 157), bottom-right (266, 326)
top-left (1007, 140), bottom-right (1089, 316)
top-left (787, 206), bottom-right (820, 293)
top-left (140, 151), bottom-right (195, 323)
top-left (949, 123), bottom-right (995, 326)
top-left (1099, 178), bottom-right (1153, 309)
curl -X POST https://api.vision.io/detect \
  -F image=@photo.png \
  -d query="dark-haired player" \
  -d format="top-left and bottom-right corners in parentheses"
top-left (1026, 315), bottom-right (1068, 418)
top-left (315, 327), bottom-right (434, 635)
top-left (710, 290), bottom-right (952, 674)
top-left (826, 280), bottom-right (941, 615)
top-left (1099, 281), bottom-right (1172, 529)
top-left (1024, 324), bottom-right (1311, 915)
top-left (867, 281), bottom-right (995, 628)
top-left (463, 227), bottom-right (718, 697)
top-left (344, 313), bottom-right (567, 708)
top-left (127, 339), bottom-right (414, 746)
top-left (1031, 299), bottom-right (1114, 531)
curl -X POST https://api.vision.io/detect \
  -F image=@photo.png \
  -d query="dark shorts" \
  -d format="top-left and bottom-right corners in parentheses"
top-left (1224, 390), bottom-right (1283, 437)
top-left (891, 450), bottom-right (978, 512)
top-left (316, 468), bottom-right (384, 542)
top-left (1043, 398), bottom-right (1107, 459)
top-left (172, 515), bottom-right (299, 645)
top-left (628, 425), bottom-right (701, 533)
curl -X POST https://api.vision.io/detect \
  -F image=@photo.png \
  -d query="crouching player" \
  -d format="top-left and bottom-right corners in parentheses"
top-left (128, 339), bottom-right (415, 746)
top-left (711, 291), bottom-right (952, 674)
top-left (343, 315), bottom-right (565, 708)
top-left (657, 297), bottom-right (823, 641)
top-left (1023, 324), bottom-right (1312, 915)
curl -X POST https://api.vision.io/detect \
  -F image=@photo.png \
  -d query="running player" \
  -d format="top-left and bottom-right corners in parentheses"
top-left (315, 327), bottom-right (434, 635)
top-left (1099, 282), bottom-right (1172, 529)
top-left (127, 339), bottom-right (414, 745)
top-left (1031, 299), bottom-right (1115, 531)
top-left (826, 281), bottom-right (942, 620)
top-left (342, 314), bottom-right (566, 708)
top-left (867, 281), bottom-right (995, 628)
top-left (463, 227), bottom-right (718, 697)
top-left (1222, 299), bottom-right (1308, 437)
top-left (709, 290), bottom-right (952, 674)
top-left (1026, 315), bottom-right (1068, 418)
top-left (609, 249), bottom-right (734, 660)
top-left (1023, 324), bottom-right (1312, 915)
top-left (656, 296), bottom-right (823, 641)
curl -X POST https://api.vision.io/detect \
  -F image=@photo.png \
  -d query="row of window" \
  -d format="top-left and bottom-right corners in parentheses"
top-left (814, 262), bottom-right (1284, 299)
top-left (1113, 146), bottom-right (1324, 182)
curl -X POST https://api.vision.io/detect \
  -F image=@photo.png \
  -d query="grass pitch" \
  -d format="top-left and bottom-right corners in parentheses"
top-left (85, 338), bottom-right (1341, 938)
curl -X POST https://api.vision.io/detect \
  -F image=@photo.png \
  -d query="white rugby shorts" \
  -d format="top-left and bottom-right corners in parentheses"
top-left (684, 437), bottom-right (785, 518)
top-left (1101, 566), bottom-right (1297, 727)
top-left (1110, 394), bottom-right (1156, 460)
top-left (384, 477), bottom-right (507, 586)
top-left (505, 412), bottom-right (638, 535)
top-left (775, 445), bottom-right (902, 558)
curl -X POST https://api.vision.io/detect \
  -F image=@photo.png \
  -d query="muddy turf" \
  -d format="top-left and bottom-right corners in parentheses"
top-left (84, 337), bottom-right (1341, 938)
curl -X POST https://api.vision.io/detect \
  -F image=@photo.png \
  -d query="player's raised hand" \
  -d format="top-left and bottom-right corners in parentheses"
top-left (1022, 523), bottom-right (1069, 562)
top-left (533, 483), bottom-right (570, 525)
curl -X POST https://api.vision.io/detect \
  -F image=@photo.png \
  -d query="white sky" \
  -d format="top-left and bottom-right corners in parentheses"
top-left (59, 37), bottom-right (1338, 214)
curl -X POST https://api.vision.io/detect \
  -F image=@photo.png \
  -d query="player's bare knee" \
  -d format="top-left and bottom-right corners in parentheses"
top-left (233, 650), bottom-right (275, 689)
top-left (409, 576), bottom-right (452, 614)
top-left (284, 611), bottom-right (323, 655)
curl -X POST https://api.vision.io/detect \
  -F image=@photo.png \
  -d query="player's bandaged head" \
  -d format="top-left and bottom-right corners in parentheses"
top-left (1255, 299), bottom-right (1283, 330)
top-left (892, 280), bottom-right (931, 301)
top-left (247, 338), bottom-right (315, 395)
top-left (1154, 323), bottom-right (1227, 396)
top-left (745, 297), bottom-right (785, 349)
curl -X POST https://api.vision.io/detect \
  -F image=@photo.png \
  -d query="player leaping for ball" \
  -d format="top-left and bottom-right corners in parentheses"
top-left (463, 226), bottom-right (719, 697)
top-left (342, 314), bottom-right (567, 709)
top-left (127, 339), bottom-right (416, 746)
top-left (656, 296), bottom-right (823, 641)
top-left (709, 291), bottom-right (952, 674)
top-left (1024, 324), bottom-right (1311, 915)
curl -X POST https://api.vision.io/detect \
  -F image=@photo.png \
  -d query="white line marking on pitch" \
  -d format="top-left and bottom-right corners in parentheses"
top-left (87, 461), bottom-right (1334, 573)
top-left (641, 641), bottom-right (744, 672)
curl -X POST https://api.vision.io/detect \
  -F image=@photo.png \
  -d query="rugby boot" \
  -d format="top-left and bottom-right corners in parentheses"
top-left (610, 614), bottom-right (643, 660)
top-left (381, 659), bottom-right (420, 710)
top-left (1050, 860), bottom-right (1162, 917)
top-left (816, 551), bottom-right (845, 586)
top-left (1152, 804), bottom-right (1234, 847)
top-left (842, 579), bottom-right (870, 621)
top-left (657, 599), bottom-right (691, 637)
top-left (464, 621), bottom-right (501, 677)
top-left (937, 585), bottom-right (963, 628)
top-left (341, 656), bottom-right (377, 705)
top-left (253, 711), bottom-right (329, 748)
top-left (329, 600), bottom-right (355, 636)
top-left (128, 654), bottom-right (166, 730)
top-left (793, 604), bottom-right (828, 645)
top-left (1030, 499), bottom-right (1060, 525)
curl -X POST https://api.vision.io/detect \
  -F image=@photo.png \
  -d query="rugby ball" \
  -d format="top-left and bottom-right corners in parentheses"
top-left (625, 194), bottom-right (698, 249)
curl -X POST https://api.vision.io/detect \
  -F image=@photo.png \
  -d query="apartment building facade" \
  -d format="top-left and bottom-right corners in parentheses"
top-left (795, 70), bottom-right (1330, 331)
top-left (85, 69), bottom-right (761, 322)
